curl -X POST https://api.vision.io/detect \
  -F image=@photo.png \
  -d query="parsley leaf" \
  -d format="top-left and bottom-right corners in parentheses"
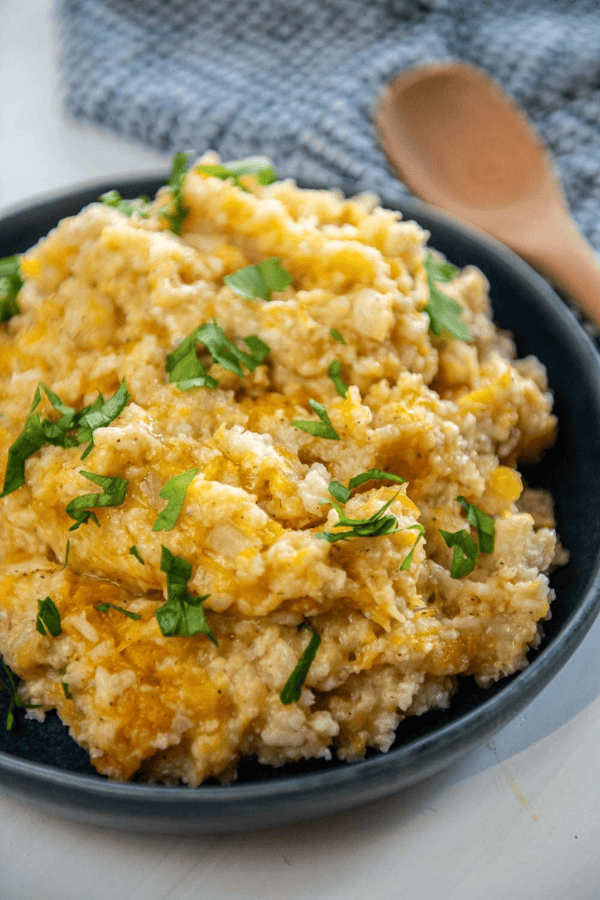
top-left (0, 255), bottom-right (23, 323)
top-left (166, 321), bottom-right (270, 390)
top-left (291, 399), bottom-right (340, 440)
top-left (129, 545), bottom-right (145, 564)
top-left (152, 467), bottom-right (199, 532)
top-left (35, 596), bottom-right (61, 637)
top-left (155, 545), bottom-right (217, 643)
top-left (76, 379), bottom-right (131, 460)
top-left (327, 359), bottom-right (348, 398)
top-left (224, 257), bottom-right (292, 302)
top-left (400, 523), bottom-right (425, 571)
top-left (329, 328), bottom-right (347, 345)
top-left (99, 190), bottom-right (151, 218)
top-left (0, 658), bottom-right (41, 731)
top-left (65, 471), bottom-right (129, 530)
top-left (94, 602), bottom-right (142, 621)
top-left (439, 528), bottom-right (480, 578)
top-left (440, 497), bottom-right (495, 578)
top-left (0, 380), bottom-right (130, 497)
top-left (317, 493), bottom-right (400, 542)
top-left (61, 681), bottom-right (72, 700)
top-left (165, 328), bottom-right (218, 391)
top-left (159, 152), bottom-right (190, 235)
top-left (196, 156), bottom-right (277, 190)
top-left (423, 252), bottom-right (472, 341)
top-left (457, 496), bottom-right (495, 554)
top-left (279, 625), bottom-right (321, 704)
top-left (328, 469), bottom-right (406, 504)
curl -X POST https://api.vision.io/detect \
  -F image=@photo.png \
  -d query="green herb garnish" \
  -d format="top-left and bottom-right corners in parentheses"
top-left (153, 467), bottom-right (199, 532)
top-left (61, 540), bottom-right (70, 570)
top-left (61, 681), bottom-right (72, 700)
top-left (317, 493), bottom-right (400, 543)
top-left (400, 523), bottom-right (425, 570)
top-left (291, 399), bottom-right (340, 440)
top-left (166, 321), bottom-right (270, 390)
top-left (457, 496), bottom-right (495, 554)
top-left (76, 379), bottom-right (131, 460)
top-left (129, 545), bottom-right (145, 564)
top-left (159, 152), bottom-right (190, 235)
top-left (439, 528), bottom-right (480, 578)
top-left (196, 156), bottom-right (277, 190)
top-left (440, 497), bottom-right (495, 578)
top-left (423, 252), bottom-right (472, 341)
top-left (329, 328), bottom-right (347, 345)
top-left (327, 359), bottom-right (348, 398)
top-left (94, 602), bottom-right (142, 621)
top-left (155, 545), bottom-right (217, 643)
top-left (0, 658), bottom-right (41, 731)
top-left (327, 469), bottom-right (406, 505)
top-left (224, 257), bottom-right (292, 302)
top-left (65, 471), bottom-right (129, 530)
top-left (99, 190), bottom-right (151, 218)
top-left (279, 625), bottom-right (321, 704)
top-left (0, 379), bottom-right (130, 497)
top-left (0, 255), bottom-right (23, 323)
top-left (35, 596), bottom-right (61, 637)
top-left (0, 385), bottom-right (70, 497)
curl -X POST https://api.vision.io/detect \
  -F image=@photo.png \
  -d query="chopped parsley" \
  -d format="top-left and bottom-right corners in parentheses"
top-left (224, 257), bottom-right (292, 302)
top-left (291, 399), bottom-right (340, 440)
top-left (94, 602), bottom-right (142, 621)
top-left (61, 681), bottom-right (72, 700)
top-left (196, 156), bottom-right (277, 190)
top-left (279, 625), bottom-right (321, 704)
top-left (316, 472), bottom-right (416, 545)
top-left (159, 152), bottom-right (190, 235)
top-left (457, 495), bottom-right (495, 554)
top-left (400, 523), bottom-right (426, 571)
top-left (439, 527), bottom-right (480, 578)
top-left (0, 255), bottom-right (23, 323)
top-left (61, 540), bottom-right (70, 570)
top-left (35, 596), bottom-right (61, 637)
top-left (65, 471), bottom-right (129, 530)
top-left (166, 321), bottom-right (270, 391)
top-left (99, 190), bottom-right (151, 218)
top-left (330, 328), bottom-right (347, 345)
top-left (0, 379), bottom-right (130, 497)
top-left (440, 497), bottom-right (495, 578)
top-left (327, 469), bottom-right (406, 505)
top-left (317, 492), bottom-right (400, 542)
top-left (152, 467), bottom-right (199, 532)
top-left (423, 252), bottom-right (472, 341)
top-left (129, 545), bottom-right (145, 564)
top-left (76, 379), bottom-right (131, 460)
top-left (0, 658), bottom-right (41, 731)
top-left (327, 359), bottom-right (348, 398)
top-left (155, 546), bottom-right (217, 643)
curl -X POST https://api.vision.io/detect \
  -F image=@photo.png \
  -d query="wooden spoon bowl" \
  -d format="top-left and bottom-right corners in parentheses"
top-left (374, 61), bottom-right (600, 327)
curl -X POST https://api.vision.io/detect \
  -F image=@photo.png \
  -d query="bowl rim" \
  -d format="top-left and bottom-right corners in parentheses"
top-left (1, 174), bottom-right (600, 831)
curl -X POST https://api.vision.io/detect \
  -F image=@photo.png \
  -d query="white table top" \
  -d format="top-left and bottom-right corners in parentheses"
top-left (2, 3), bottom-right (600, 898)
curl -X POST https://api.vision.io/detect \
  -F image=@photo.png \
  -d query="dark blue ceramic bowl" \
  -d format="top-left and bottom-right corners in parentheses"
top-left (1, 177), bottom-right (600, 833)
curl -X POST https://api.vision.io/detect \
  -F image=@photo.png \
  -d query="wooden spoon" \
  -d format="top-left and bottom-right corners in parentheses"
top-left (374, 60), bottom-right (600, 327)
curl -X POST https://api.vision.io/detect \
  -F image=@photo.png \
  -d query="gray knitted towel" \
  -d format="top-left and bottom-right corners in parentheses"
top-left (57, 0), bottom-right (600, 251)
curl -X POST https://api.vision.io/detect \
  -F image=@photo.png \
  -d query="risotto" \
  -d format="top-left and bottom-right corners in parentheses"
top-left (0, 155), bottom-right (564, 785)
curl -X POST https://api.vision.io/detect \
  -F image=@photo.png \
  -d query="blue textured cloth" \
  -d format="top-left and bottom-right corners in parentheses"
top-left (57, 0), bottom-right (600, 251)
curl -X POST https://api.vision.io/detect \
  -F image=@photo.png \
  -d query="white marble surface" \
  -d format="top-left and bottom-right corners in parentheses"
top-left (2, 2), bottom-right (600, 898)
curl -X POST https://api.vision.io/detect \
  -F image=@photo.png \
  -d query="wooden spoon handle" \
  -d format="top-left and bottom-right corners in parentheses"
top-left (514, 211), bottom-right (600, 329)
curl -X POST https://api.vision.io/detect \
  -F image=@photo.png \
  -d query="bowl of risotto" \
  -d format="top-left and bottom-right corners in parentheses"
top-left (1, 156), bottom-right (600, 833)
